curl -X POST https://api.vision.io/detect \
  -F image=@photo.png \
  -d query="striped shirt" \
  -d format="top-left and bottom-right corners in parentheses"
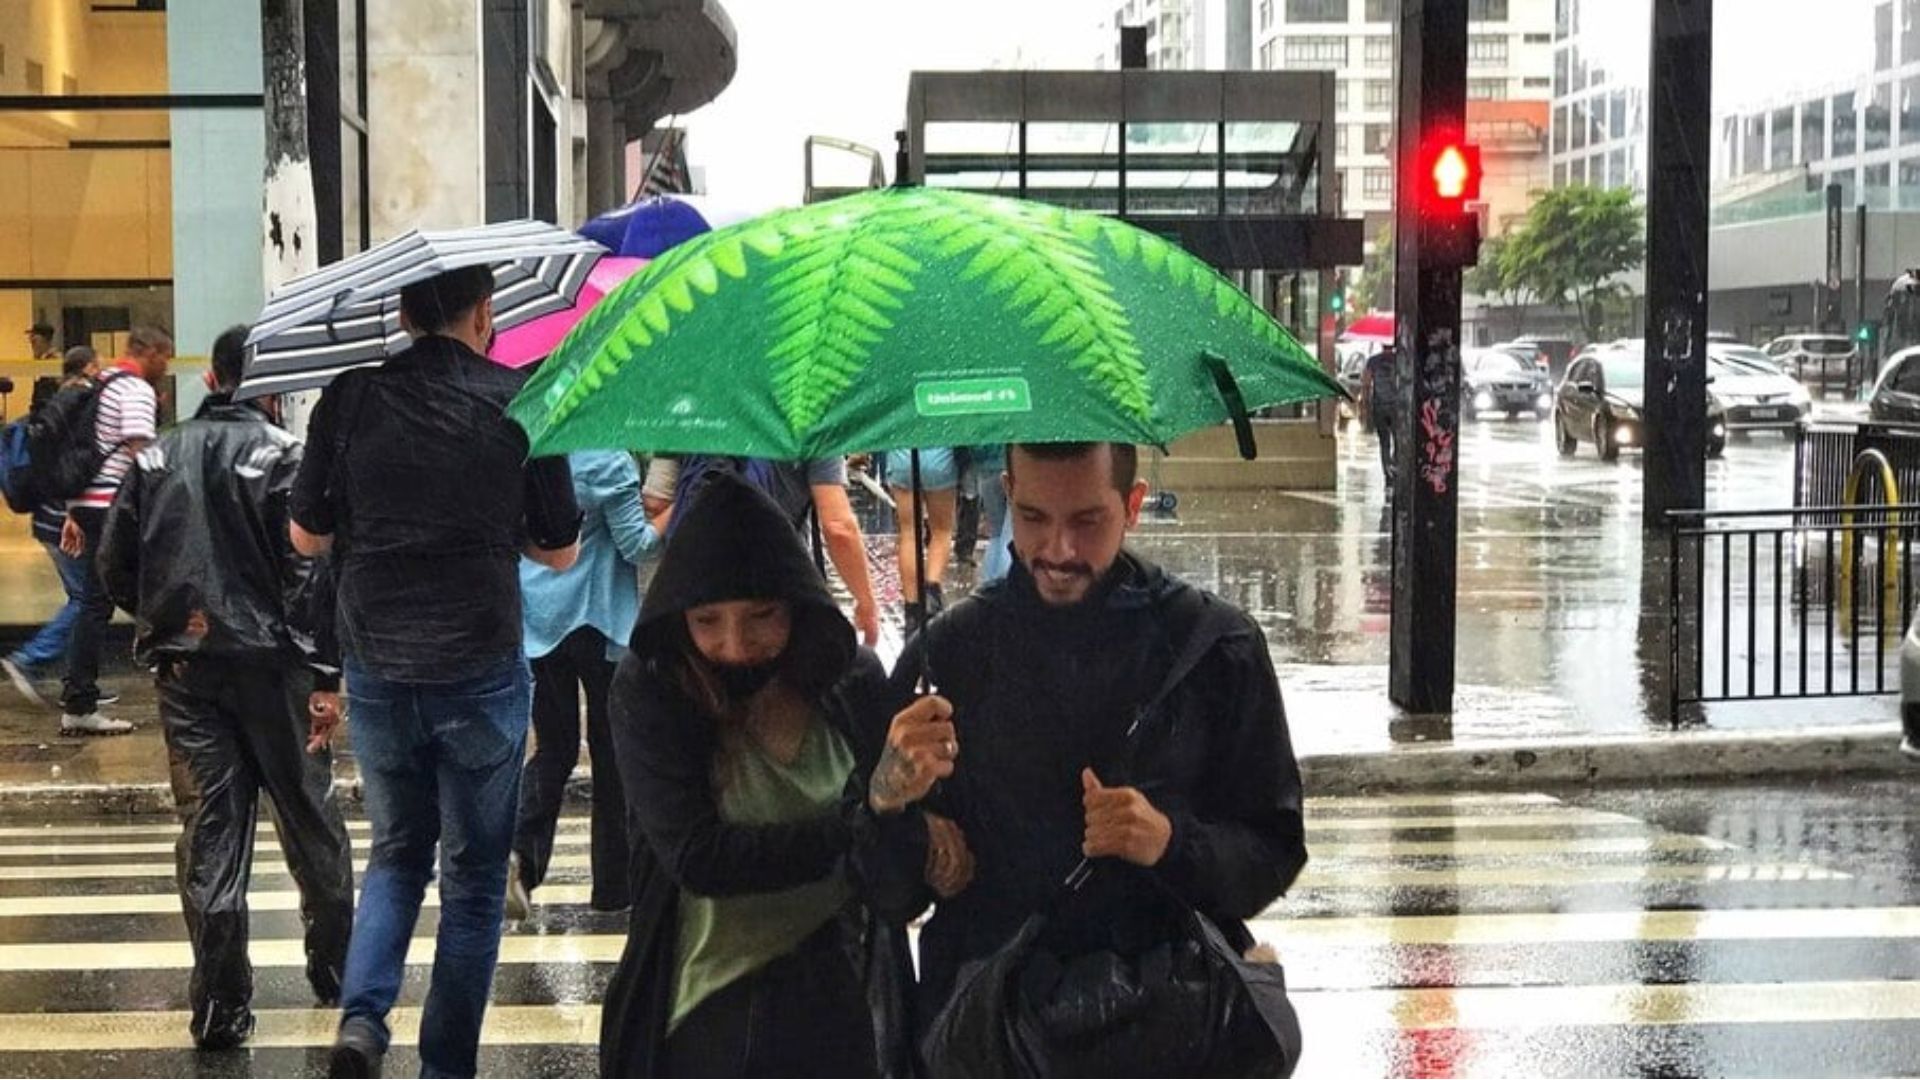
top-left (70, 366), bottom-right (157, 511)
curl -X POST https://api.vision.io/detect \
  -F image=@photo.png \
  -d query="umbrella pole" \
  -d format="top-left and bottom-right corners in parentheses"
top-left (910, 448), bottom-right (929, 642)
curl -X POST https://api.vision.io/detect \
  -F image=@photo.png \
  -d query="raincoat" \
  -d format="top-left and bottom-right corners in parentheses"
top-left (98, 394), bottom-right (353, 1035)
top-left (598, 472), bottom-right (910, 1077)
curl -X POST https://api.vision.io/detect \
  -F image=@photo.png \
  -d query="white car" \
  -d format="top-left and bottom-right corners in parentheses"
top-left (1708, 348), bottom-right (1813, 432)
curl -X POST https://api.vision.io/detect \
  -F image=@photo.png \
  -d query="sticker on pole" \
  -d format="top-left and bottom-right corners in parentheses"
top-left (914, 377), bottom-right (1033, 417)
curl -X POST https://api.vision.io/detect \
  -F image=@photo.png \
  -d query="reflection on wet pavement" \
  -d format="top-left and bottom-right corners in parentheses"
top-left (3, 779), bottom-right (1919, 1077)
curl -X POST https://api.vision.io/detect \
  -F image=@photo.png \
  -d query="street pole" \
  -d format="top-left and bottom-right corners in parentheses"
top-left (1641, 0), bottom-right (1712, 527)
top-left (1388, 0), bottom-right (1470, 717)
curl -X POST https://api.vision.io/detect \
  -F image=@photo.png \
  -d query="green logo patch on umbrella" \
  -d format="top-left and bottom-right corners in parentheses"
top-left (914, 377), bottom-right (1033, 417)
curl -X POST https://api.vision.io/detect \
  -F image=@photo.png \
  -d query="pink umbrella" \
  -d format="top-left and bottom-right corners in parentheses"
top-left (490, 255), bottom-right (648, 368)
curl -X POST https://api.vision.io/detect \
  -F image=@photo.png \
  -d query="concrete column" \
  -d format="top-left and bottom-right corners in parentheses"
top-left (368, 0), bottom-right (483, 236)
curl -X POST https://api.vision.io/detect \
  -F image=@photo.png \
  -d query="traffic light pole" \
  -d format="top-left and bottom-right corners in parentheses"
top-left (1641, 0), bottom-right (1712, 526)
top-left (1388, 0), bottom-right (1471, 717)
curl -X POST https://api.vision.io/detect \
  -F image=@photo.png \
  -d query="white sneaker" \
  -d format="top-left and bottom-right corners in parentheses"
top-left (1, 658), bottom-right (48, 709)
top-left (60, 712), bottom-right (133, 737)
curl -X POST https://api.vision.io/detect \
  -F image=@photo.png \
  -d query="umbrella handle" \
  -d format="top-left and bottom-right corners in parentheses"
top-left (1204, 353), bottom-right (1259, 461)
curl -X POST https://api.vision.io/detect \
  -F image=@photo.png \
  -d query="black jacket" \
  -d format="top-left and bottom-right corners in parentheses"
top-left (599, 472), bottom-right (908, 1077)
top-left (857, 552), bottom-right (1308, 1023)
top-left (100, 396), bottom-right (338, 687)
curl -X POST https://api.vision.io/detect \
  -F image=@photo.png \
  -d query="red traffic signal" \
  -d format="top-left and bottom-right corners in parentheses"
top-left (1420, 139), bottom-right (1482, 206)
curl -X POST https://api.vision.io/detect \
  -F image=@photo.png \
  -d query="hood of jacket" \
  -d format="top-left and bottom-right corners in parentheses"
top-left (631, 470), bottom-right (854, 696)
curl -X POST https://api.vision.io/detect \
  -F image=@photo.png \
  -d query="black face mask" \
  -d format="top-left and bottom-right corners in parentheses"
top-left (714, 659), bottom-right (782, 700)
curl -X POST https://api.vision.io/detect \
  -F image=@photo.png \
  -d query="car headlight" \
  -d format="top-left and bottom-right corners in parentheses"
top-left (1790, 386), bottom-right (1812, 407)
top-left (1710, 392), bottom-right (1729, 411)
top-left (1473, 391), bottom-right (1494, 410)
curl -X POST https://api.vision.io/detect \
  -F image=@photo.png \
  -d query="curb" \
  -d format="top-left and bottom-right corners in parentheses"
top-left (0, 724), bottom-right (1908, 818)
top-left (1298, 722), bottom-right (1910, 792)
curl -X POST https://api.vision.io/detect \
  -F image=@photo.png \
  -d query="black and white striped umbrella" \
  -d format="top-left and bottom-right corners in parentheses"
top-left (236, 220), bottom-right (604, 400)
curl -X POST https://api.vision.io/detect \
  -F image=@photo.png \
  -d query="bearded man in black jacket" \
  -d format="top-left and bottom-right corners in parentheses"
top-left (855, 440), bottom-right (1309, 1031)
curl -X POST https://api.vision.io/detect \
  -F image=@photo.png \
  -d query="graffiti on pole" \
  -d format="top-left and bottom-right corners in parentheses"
top-left (1416, 329), bottom-right (1458, 495)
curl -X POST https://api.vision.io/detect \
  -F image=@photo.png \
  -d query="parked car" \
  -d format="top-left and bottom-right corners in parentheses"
top-left (1463, 349), bottom-right (1553, 420)
top-left (1554, 344), bottom-right (1727, 461)
top-left (1868, 345), bottom-right (1920, 424)
top-left (1707, 348), bottom-right (1812, 433)
top-left (1711, 342), bottom-right (1790, 376)
top-left (1763, 334), bottom-right (1859, 394)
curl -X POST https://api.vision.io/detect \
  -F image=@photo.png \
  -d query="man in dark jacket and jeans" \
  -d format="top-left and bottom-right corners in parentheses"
top-left (100, 326), bottom-right (354, 1050)
top-left (290, 265), bottom-right (582, 1078)
top-left (858, 441), bottom-right (1308, 1038)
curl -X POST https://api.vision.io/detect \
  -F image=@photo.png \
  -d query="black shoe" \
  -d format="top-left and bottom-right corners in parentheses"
top-left (925, 582), bottom-right (946, 615)
top-left (329, 1018), bottom-right (384, 1078)
top-left (308, 957), bottom-right (343, 1007)
top-left (193, 1002), bottom-right (255, 1051)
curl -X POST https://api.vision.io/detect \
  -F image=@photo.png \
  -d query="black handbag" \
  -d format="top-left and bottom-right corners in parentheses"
top-left (919, 859), bottom-right (1301, 1078)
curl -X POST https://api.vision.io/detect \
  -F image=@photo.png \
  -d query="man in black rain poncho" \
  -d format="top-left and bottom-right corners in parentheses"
top-left (854, 441), bottom-right (1308, 1051)
top-left (100, 326), bottom-right (353, 1050)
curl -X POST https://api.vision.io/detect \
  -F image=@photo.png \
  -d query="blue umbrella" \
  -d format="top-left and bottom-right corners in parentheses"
top-left (578, 195), bottom-right (760, 258)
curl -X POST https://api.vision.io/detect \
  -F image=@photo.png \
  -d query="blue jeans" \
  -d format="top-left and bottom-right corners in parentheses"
top-left (10, 541), bottom-right (88, 672)
top-left (337, 654), bottom-right (531, 1079)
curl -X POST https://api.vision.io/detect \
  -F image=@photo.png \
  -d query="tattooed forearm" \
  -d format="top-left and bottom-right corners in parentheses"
top-left (869, 744), bottom-right (919, 813)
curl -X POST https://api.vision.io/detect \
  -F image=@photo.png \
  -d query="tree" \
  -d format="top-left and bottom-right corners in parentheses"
top-left (1499, 186), bottom-right (1645, 343)
top-left (1357, 222), bottom-right (1394, 314)
top-left (1464, 234), bottom-right (1534, 338)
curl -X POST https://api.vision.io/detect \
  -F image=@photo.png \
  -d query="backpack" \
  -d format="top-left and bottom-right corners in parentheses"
top-left (0, 372), bottom-right (128, 512)
top-left (666, 455), bottom-right (786, 541)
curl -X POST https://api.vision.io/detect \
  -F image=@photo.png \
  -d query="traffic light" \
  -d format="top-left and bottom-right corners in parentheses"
top-left (1856, 321), bottom-right (1878, 346)
top-left (1416, 133), bottom-right (1483, 267)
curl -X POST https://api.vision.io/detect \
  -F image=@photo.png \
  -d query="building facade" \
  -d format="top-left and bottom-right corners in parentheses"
top-left (1256, 0), bottom-right (1554, 226)
top-left (1096, 0), bottom-right (1254, 72)
top-left (0, 0), bottom-right (734, 625)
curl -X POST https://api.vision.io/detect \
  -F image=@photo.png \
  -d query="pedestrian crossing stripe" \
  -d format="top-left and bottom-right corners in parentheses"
top-left (0, 811), bottom-right (1668, 858)
top-left (1309, 834), bottom-right (1733, 857)
top-left (1251, 906), bottom-right (1920, 945)
top-left (0, 861), bottom-right (1852, 920)
top-left (6, 904), bottom-right (1919, 965)
top-left (3, 980), bottom-right (1920, 1052)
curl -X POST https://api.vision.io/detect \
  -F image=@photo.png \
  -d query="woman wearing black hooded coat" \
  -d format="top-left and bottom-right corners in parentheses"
top-left (597, 472), bottom-right (948, 1077)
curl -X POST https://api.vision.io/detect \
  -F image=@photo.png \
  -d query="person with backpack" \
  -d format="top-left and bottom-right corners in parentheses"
top-left (58, 326), bottom-right (173, 736)
top-left (1, 347), bottom-right (103, 706)
top-left (97, 326), bottom-right (354, 1050)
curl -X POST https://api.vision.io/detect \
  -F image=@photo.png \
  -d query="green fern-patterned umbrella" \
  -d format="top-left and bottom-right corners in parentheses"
top-left (509, 187), bottom-right (1342, 460)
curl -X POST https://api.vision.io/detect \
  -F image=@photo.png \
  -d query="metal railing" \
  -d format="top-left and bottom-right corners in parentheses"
top-left (1668, 500), bottom-right (1920, 713)
top-left (1794, 419), bottom-right (1920, 515)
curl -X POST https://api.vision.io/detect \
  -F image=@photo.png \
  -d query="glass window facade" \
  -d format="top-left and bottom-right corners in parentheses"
top-left (1868, 83), bottom-right (1893, 152)
top-left (1283, 36), bottom-right (1349, 66)
top-left (1803, 99), bottom-right (1827, 163)
top-left (1771, 107), bottom-right (1794, 170)
top-left (1285, 0), bottom-right (1347, 21)
top-left (1835, 91), bottom-right (1858, 157)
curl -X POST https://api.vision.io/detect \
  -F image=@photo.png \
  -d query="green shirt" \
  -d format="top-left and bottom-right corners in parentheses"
top-left (670, 720), bottom-right (856, 1031)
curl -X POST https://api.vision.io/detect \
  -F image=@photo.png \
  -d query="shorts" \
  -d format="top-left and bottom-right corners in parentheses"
top-left (884, 448), bottom-right (959, 491)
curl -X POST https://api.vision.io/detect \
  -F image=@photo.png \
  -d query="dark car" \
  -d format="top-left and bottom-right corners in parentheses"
top-left (1555, 346), bottom-right (1727, 461)
top-left (1869, 346), bottom-right (1920, 424)
top-left (1463, 349), bottom-right (1553, 420)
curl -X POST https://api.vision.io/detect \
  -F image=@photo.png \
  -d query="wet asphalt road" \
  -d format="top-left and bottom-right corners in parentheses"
top-left (0, 775), bottom-right (1917, 1077)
